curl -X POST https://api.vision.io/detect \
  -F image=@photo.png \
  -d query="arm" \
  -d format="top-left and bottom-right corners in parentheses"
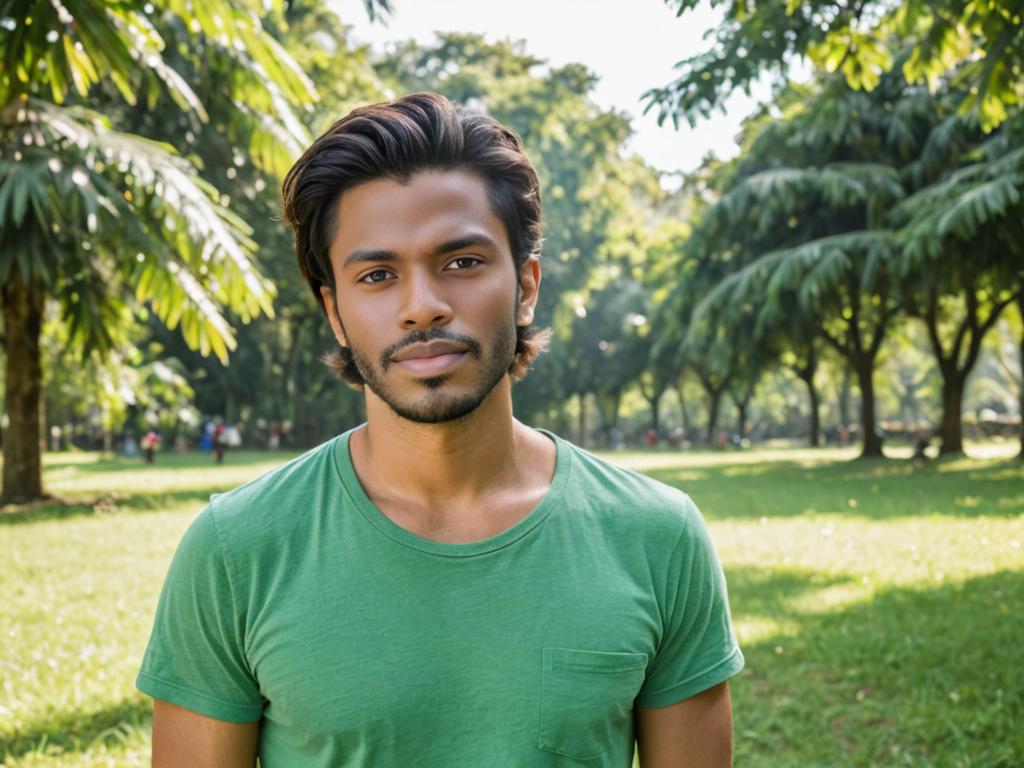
top-left (152, 700), bottom-right (260, 768)
top-left (635, 681), bottom-right (733, 768)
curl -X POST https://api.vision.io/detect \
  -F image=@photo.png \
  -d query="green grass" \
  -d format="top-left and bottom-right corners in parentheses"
top-left (1, 444), bottom-right (1022, 767)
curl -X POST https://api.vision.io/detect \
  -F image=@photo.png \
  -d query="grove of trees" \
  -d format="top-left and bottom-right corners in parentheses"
top-left (1, 0), bottom-right (1022, 502)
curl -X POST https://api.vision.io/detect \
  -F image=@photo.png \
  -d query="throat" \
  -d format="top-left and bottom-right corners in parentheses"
top-left (372, 492), bottom-right (546, 545)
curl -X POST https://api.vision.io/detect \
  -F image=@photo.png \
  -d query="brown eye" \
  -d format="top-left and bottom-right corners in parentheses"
top-left (360, 269), bottom-right (393, 284)
top-left (447, 256), bottom-right (482, 270)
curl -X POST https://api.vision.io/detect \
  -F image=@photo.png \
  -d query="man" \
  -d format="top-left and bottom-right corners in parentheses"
top-left (137, 92), bottom-right (743, 767)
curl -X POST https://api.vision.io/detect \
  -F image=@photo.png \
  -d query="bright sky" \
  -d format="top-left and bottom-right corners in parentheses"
top-left (331, 0), bottom-right (765, 177)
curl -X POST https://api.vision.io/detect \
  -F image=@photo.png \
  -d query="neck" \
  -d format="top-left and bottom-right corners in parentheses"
top-left (353, 377), bottom-right (527, 507)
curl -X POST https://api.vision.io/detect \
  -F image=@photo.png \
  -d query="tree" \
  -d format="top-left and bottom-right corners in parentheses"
top-left (894, 111), bottom-right (1024, 453)
top-left (0, 0), bottom-right (339, 502)
top-left (125, 1), bottom-right (384, 445)
top-left (646, 0), bottom-right (1024, 131)
top-left (680, 74), bottom-right (914, 456)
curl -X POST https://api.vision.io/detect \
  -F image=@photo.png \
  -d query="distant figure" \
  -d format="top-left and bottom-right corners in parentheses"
top-left (645, 428), bottom-right (657, 448)
top-left (200, 421), bottom-right (213, 453)
top-left (913, 434), bottom-right (931, 464)
top-left (838, 424), bottom-right (851, 446)
top-left (225, 424), bottom-right (242, 448)
top-left (141, 431), bottom-right (161, 464)
top-left (213, 422), bottom-right (226, 464)
top-left (123, 431), bottom-right (138, 457)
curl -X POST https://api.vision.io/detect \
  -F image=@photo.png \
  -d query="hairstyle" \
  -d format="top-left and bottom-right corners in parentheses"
top-left (280, 92), bottom-right (550, 386)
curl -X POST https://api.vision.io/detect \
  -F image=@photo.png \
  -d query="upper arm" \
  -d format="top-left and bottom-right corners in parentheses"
top-left (152, 699), bottom-right (260, 768)
top-left (634, 681), bottom-right (733, 768)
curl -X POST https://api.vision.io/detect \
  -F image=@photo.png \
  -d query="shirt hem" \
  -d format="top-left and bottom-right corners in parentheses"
top-left (635, 646), bottom-right (745, 708)
top-left (136, 670), bottom-right (263, 723)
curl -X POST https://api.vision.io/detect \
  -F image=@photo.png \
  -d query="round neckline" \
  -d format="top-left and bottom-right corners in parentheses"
top-left (332, 426), bottom-right (572, 557)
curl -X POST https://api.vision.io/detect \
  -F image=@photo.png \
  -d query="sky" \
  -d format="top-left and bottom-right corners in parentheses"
top-left (331, 0), bottom-right (767, 177)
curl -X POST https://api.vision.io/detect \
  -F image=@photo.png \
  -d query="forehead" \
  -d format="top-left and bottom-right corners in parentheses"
top-left (329, 170), bottom-right (509, 264)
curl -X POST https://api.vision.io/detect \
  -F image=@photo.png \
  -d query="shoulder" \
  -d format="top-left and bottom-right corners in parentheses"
top-left (554, 435), bottom-right (703, 542)
top-left (204, 435), bottom-right (345, 543)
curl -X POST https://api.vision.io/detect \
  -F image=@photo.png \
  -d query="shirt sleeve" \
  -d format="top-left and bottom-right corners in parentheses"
top-left (635, 495), bottom-right (744, 708)
top-left (136, 504), bottom-right (264, 723)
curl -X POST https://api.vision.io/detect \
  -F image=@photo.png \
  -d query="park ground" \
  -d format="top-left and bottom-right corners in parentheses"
top-left (1, 441), bottom-right (1022, 767)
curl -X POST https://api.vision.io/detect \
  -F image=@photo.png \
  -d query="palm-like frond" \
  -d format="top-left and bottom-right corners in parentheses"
top-left (708, 163), bottom-right (905, 238)
top-left (689, 230), bottom-right (897, 341)
top-left (1, 0), bottom-right (317, 175)
top-left (0, 98), bottom-right (275, 362)
top-left (894, 144), bottom-right (1024, 258)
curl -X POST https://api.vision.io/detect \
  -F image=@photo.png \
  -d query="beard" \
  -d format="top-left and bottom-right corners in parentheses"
top-left (344, 317), bottom-right (517, 425)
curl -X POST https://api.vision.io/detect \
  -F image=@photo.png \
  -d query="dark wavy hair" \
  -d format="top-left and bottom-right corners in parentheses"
top-left (280, 92), bottom-right (550, 386)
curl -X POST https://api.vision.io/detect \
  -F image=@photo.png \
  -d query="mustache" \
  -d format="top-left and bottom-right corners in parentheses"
top-left (381, 329), bottom-right (482, 370)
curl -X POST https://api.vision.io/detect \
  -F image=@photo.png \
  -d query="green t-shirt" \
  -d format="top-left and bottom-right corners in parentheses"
top-left (137, 428), bottom-right (743, 766)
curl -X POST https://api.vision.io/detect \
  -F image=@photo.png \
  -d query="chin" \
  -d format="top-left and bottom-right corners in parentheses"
top-left (386, 393), bottom-right (489, 425)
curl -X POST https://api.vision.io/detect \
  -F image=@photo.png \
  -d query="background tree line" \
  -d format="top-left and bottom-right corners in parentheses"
top-left (2, 0), bottom-right (1022, 502)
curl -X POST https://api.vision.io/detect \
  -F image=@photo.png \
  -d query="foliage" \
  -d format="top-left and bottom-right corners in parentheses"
top-left (671, 63), bottom-right (1024, 454)
top-left (0, 98), bottom-right (274, 361)
top-left (647, 0), bottom-right (1024, 131)
top-left (113, 0), bottom-right (383, 442)
top-left (42, 310), bottom-right (197, 444)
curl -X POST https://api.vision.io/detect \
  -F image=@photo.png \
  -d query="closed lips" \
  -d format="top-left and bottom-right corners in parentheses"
top-left (390, 341), bottom-right (468, 362)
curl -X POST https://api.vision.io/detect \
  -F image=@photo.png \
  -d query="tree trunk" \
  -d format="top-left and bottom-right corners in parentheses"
top-left (706, 388), bottom-right (722, 444)
top-left (936, 364), bottom-right (967, 455)
top-left (675, 383), bottom-right (690, 432)
top-left (596, 390), bottom-right (621, 448)
top-left (282, 318), bottom-right (305, 433)
top-left (577, 391), bottom-right (587, 448)
top-left (2, 272), bottom-right (46, 503)
top-left (1017, 294), bottom-right (1023, 461)
top-left (737, 400), bottom-right (748, 441)
top-left (648, 391), bottom-right (661, 433)
top-left (800, 374), bottom-right (821, 448)
top-left (856, 363), bottom-right (883, 458)
top-left (838, 367), bottom-right (852, 433)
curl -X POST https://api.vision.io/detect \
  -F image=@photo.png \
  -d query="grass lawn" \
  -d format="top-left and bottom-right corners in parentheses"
top-left (1, 442), bottom-right (1022, 767)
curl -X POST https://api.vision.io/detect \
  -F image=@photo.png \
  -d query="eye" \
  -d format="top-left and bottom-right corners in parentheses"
top-left (445, 256), bottom-right (482, 271)
top-left (358, 268), bottom-right (394, 285)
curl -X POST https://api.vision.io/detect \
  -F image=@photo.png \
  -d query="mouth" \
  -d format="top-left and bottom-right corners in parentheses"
top-left (393, 352), bottom-right (467, 377)
top-left (388, 339), bottom-right (472, 377)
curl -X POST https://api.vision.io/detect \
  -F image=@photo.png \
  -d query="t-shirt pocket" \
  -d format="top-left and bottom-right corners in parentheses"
top-left (538, 647), bottom-right (648, 761)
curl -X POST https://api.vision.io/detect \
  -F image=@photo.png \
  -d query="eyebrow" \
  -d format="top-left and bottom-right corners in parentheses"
top-left (342, 233), bottom-right (500, 269)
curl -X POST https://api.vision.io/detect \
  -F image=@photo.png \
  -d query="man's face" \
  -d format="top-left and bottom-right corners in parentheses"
top-left (322, 170), bottom-right (539, 424)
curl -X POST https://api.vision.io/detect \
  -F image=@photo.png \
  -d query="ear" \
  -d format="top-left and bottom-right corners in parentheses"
top-left (516, 256), bottom-right (541, 326)
top-left (319, 285), bottom-right (348, 348)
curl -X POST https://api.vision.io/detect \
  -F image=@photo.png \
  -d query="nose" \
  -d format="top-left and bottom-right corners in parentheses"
top-left (398, 269), bottom-right (452, 329)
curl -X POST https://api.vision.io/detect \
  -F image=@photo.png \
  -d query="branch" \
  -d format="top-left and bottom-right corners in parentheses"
top-left (977, 289), bottom-right (1020, 340)
top-left (820, 325), bottom-right (849, 359)
top-left (866, 281), bottom-right (892, 359)
top-left (962, 288), bottom-right (1023, 374)
top-left (950, 275), bottom-right (979, 370)
top-left (923, 282), bottom-right (948, 366)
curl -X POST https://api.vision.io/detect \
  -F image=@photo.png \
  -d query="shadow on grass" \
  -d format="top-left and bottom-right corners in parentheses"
top-left (0, 487), bottom-right (221, 525)
top-left (3, 451), bottom-right (305, 525)
top-left (728, 566), bottom-right (1024, 767)
top-left (0, 695), bottom-right (152, 762)
top-left (647, 455), bottom-right (1024, 520)
top-left (42, 450), bottom-right (298, 474)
